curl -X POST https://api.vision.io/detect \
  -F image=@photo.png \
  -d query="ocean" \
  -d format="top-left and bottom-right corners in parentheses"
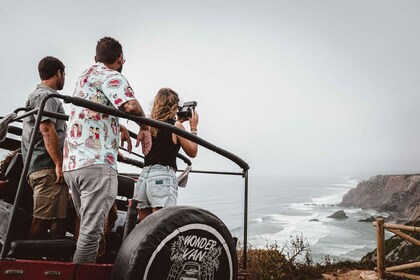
top-left (177, 173), bottom-right (391, 262)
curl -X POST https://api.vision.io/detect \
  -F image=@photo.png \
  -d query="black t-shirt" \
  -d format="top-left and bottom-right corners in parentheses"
top-left (144, 119), bottom-right (181, 170)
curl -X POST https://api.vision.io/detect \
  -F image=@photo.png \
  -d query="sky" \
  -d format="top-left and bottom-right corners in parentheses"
top-left (1, 0), bottom-right (420, 178)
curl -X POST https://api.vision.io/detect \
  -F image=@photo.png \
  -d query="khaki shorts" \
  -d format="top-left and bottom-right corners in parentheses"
top-left (28, 168), bottom-right (68, 219)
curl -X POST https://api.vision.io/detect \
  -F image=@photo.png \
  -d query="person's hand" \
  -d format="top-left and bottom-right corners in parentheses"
top-left (135, 128), bottom-right (152, 155)
top-left (55, 165), bottom-right (64, 184)
top-left (189, 110), bottom-right (199, 131)
top-left (120, 124), bottom-right (132, 153)
top-left (177, 116), bottom-right (187, 123)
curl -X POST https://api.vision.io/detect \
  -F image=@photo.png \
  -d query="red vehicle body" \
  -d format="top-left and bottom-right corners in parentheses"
top-left (0, 260), bottom-right (113, 280)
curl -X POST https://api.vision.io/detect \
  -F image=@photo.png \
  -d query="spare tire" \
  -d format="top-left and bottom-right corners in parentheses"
top-left (112, 206), bottom-right (238, 280)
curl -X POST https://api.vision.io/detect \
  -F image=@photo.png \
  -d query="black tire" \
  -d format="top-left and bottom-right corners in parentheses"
top-left (112, 206), bottom-right (238, 280)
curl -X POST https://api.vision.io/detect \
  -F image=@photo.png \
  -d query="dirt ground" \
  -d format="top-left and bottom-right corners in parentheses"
top-left (322, 270), bottom-right (379, 280)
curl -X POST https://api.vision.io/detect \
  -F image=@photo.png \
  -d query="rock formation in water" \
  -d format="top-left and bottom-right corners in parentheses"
top-left (341, 175), bottom-right (420, 265)
top-left (340, 174), bottom-right (420, 223)
top-left (358, 216), bottom-right (375, 222)
top-left (327, 210), bottom-right (348, 219)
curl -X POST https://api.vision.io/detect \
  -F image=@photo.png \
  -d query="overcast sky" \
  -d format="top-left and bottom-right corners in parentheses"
top-left (1, 0), bottom-right (420, 178)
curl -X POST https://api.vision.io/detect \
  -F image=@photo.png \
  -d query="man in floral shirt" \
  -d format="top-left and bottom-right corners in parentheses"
top-left (63, 37), bottom-right (151, 264)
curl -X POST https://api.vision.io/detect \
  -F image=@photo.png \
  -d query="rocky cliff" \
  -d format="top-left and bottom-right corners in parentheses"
top-left (340, 174), bottom-right (420, 223)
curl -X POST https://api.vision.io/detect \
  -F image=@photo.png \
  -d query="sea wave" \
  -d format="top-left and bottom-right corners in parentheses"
top-left (262, 213), bottom-right (316, 224)
top-left (310, 190), bottom-right (348, 205)
top-left (288, 203), bottom-right (315, 211)
top-left (248, 213), bottom-right (331, 248)
top-left (317, 243), bottom-right (369, 258)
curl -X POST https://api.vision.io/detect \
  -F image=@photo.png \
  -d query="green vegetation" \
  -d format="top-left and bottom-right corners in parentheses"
top-left (237, 235), bottom-right (323, 280)
top-left (236, 232), bottom-right (419, 280)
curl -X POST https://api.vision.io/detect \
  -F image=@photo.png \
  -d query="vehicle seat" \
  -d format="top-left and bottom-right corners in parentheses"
top-left (0, 199), bottom-right (76, 261)
top-left (0, 200), bottom-right (30, 245)
top-left (8, 239), bottom-right (76, 260)
top-left (0, 153), bottom-right (33, 215)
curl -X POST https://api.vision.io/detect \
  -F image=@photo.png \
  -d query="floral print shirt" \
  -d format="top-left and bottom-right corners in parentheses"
top-left (63, 62), bottom-right (136, 171)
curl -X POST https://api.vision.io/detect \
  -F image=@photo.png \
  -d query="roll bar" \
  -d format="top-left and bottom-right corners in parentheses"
top-left (0, 94), bottom-right (250, 270)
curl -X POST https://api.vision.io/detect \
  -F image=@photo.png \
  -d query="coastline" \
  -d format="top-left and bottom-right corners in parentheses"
top-left (179, 175), bottom-right (385, 262)
top-left (247, 186), bottom-right (383, 261)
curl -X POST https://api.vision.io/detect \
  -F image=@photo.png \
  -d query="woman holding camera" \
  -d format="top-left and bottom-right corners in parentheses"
top-left (132, 88), bottom-right (199, 221)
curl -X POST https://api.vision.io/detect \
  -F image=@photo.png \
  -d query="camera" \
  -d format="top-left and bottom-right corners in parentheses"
top-left (177, 101), bottom-right (197, 119)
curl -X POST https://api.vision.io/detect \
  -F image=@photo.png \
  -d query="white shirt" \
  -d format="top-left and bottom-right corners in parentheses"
top-left (63, 62), bottom-right (136, 171)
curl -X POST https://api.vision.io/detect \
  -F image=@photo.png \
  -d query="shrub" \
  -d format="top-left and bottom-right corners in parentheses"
top-left (237, 234), bottom-right (323, 280)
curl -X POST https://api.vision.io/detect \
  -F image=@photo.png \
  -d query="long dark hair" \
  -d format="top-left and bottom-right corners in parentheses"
top-left (150, 88), bottom-right (180, 137)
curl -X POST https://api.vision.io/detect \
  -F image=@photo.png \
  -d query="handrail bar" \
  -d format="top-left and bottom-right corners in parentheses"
top-left (7, 126), bottom-right (22, 136)
top-left (119, 170), bottom-right (244, 177)
top-left (373, 222), bottom-right (420, 233)
top-left (13, 107), bottom-right (32, 114)
top-left (189, 170), bottom-right (244, 176)
top-left (117, 154), bottom-right (144, 169)
top-left (373, 218), bottom-right (420, 279)
top-left (13, 109), bottom-right (69, 122)
top-left (62, 95), bottom-right (249, 171)
top-left (386, 262), bottom-right (420, 272)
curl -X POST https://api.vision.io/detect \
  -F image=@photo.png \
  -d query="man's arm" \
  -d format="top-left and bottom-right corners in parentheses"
top-left (121, 99), bottom-right (151, 155)
top-left (39, 121), bottom-right (63, 183)
top-left (121, 100), bottom-right (146, 120)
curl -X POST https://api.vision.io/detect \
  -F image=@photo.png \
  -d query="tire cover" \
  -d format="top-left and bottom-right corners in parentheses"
top-left (112, 206), bottom-right (238, 280)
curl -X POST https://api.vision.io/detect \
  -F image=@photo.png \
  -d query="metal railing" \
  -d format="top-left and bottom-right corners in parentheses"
top-left (0, 94), bottom-right (250, 270)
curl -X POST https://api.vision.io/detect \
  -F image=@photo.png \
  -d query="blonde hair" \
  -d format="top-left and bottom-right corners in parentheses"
top-left (150, 88), bottom-right (180, 137)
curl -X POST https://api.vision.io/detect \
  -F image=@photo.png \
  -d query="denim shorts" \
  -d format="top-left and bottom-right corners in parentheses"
top-left (133, 164), bottom-right (178, 209)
